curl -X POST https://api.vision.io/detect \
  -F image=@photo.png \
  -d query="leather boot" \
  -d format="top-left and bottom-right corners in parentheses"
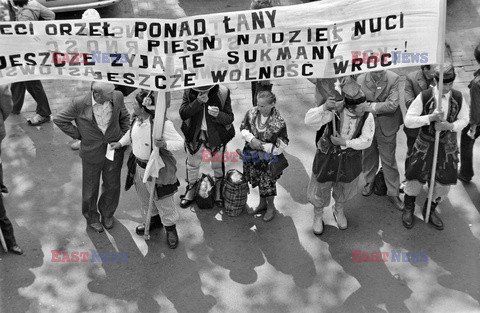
top-left (136, 214), bottom-right (163, 235)
top-left (247, 196), bottom-right (267, 215)
top-left (263, 196), bottom-right (276, 222)
top-left (165, 225), bottom-right (179, 249)
top-left (312, 206), bottom-right (324, 235)
top-left (333, 202), bottom-right (347, 230)
top-left (422, 201), bottom-right (444, 230)
top-left (180, 182), bottom-right (197, 208)
top-left (402, 195), bottom-right (416, 229)
top-left (214, 178), bottom-right (224, 207)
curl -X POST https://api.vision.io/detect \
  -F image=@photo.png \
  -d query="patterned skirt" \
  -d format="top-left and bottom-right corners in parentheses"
top-left (242, 152), bottom-right (281, 197)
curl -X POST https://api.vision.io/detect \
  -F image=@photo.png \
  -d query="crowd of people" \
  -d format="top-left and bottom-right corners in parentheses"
top-left (0, 0), bottom-right (479, 257)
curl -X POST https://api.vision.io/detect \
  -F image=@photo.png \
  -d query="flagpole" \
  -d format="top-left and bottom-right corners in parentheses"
top-left (0, 226), bottom-right (7, 252)
top-left (144, 90), bottom-right (168, 240)
top-left (426, 0), bottom-right (447, 223)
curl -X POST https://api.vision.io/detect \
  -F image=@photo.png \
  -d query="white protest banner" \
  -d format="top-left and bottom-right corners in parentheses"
top-left (0, 0), bottom-right (443, 91)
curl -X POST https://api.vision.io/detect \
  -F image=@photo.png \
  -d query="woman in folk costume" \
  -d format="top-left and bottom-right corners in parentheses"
top-left (403, 64), bottom-right (469, 230)
top-left (111, 91), bottom-right (184, 248)
top-left (304, 80), bottom-right (374, 234)
top-left (240, 91), bottom-right (289, 222)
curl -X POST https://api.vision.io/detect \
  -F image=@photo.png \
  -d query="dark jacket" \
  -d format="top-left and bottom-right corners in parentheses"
top-left (53, 90), bottom-right (130, 163)
top-left (179, 85), bottom-right (234, 150)
top-left (469, 69), bottom-right (480, 125)
top-left (0, 84), bottom-right (12, 141)
top-left (357, 70), bottom-right (403, 137)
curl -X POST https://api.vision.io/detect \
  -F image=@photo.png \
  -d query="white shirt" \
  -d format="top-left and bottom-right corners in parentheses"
top-left (304, 105), bottom-right (375, 150)
top-left (405, 87), bottom-right (469, 132)
top-left (92, 95), bottom-right (112, 134)
top-left (119, 119), bottom-right (184, 160)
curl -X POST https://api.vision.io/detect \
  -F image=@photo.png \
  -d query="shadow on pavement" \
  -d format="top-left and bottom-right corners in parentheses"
top-left (319, 196), bottom-right (413, 313)
top-left (460, 181), bottom-right (480, 216)
top-left (0, 224), bottom-right (44, 313)
top-left (277, 151), bottom-right (310, 205)
top-left (383, 197), bottom-right (480, 305)
top-left (194, 207), bottom-right (316, 288)
top-left (87, 219), bottom-right (216, 313)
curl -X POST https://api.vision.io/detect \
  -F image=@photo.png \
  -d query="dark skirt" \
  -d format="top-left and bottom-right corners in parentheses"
top-left (242, 148), bottom-right (281, 197)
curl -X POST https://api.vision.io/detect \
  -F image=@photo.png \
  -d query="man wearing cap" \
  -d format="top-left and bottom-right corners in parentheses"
top-left (305, 79), bottom-right (374, 234)
top-left (459, 44), bottom-right (480, 183)
top-left (404, 65), bottom-right (436, 157)
top-left (357, 70), bottom-right (404, 211)
top-left (54, 82), bottom-right (130, 232)
top-left (179, 84), bottom-right (234, 208)
top-left (403, 64), bottom-right (469, 230)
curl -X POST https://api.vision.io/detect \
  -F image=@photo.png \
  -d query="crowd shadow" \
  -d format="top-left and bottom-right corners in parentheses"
top-left (382, 197), bottom-right (480, 305)
top-left (194, 207), bottom-right (316, 288)
top-left (320, 195), bottom-right (413, 313)
top-left (87, 219), bottom-right (216, 313)
top-left (276, 151), bottom-right (310, 205)
top-left (0, 223), bottom-right (44, 313)
top-left (459, 181), bottom-right (480, 216)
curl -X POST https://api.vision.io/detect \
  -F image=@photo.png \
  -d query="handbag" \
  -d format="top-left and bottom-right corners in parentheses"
top-left (268, 148), bottom-right (289, 177)
top-left (195, 173), bottom-right (216, 209)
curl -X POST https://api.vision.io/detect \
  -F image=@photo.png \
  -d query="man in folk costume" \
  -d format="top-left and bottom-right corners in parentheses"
top-left (404, 65), bottom-right (436, 156)
top-left (111, 91), bottom-right (184, 248)
top-left (403, 64), bottom-right (469, 230)
top-left (305, 79), bottom-right (375, 234)
top-left (179, 85), bottom-right (234, 208)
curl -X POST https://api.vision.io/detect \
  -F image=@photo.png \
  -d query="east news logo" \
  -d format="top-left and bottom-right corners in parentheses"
top-left (351, 250), bottom-right (428, 263)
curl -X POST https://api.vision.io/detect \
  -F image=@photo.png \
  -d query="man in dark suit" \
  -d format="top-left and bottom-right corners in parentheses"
top-left (0, 84), bottom-right (23, 254)
top-left (404, 65), bottom-right (436, 155)
top-left (357, 70), bottom-right (403, 210)
top-left (54, 82), bottom-right (130, 232)
top-left (459, 44), bottom-right (480, 183)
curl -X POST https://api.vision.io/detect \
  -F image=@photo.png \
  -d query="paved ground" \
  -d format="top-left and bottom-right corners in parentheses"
top-left (0, 0), bottom-right (479, 313)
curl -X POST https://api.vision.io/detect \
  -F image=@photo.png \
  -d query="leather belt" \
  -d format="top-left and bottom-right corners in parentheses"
top-left (136, 159), bottom-right (148, 169)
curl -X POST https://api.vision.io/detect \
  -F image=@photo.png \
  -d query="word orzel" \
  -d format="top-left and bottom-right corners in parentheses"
top-left (51, 250), bottom-right (129, 262)
top-left (201, 150), bottom-right (279, 162)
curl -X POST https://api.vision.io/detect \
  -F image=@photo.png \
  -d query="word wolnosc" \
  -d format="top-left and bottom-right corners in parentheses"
top-left (201, 150), bottom-right (279, 163)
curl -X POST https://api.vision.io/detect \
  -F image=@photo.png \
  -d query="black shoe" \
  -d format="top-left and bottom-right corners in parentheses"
top-left (362, 183), bottom-right (374, 196)
top-left (422, 201), bottom-right (444, 230)
top-left (402, 195), bottom-right (416, 229)
top-left (103, 217), bottom-right (114, 229)
top-left (89, 222), bottom-right (104, 233)
top-left (165, 225), bottom-right (178, 249)
top-left (1, 184), bottom-right (8, 193)
top-left (9, 245), bottom-right (23, 255)
top-left (214, 178), bottom-right (224, 207)
top-left (135, 216), bottom-right (163, 235)
top-left (180, 183), bottom-right (197, 208)
top-left (457, 173), bottom-right (471, 183)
